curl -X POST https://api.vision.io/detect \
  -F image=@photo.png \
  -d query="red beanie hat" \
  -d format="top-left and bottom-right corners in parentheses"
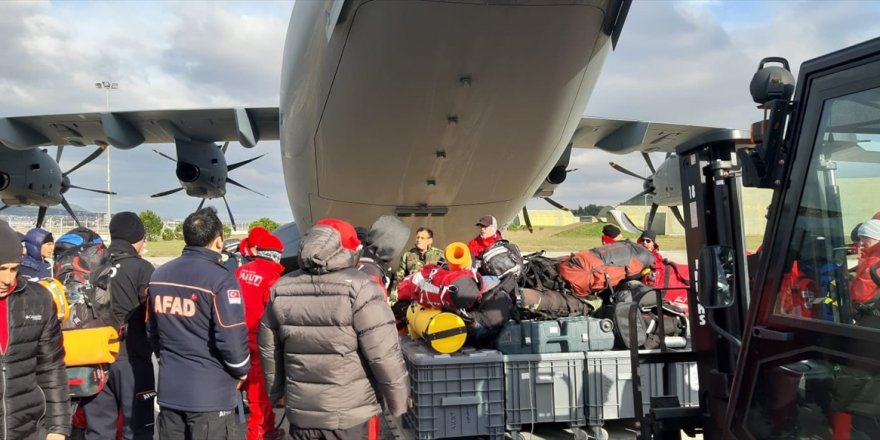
top-left (252, 231), bottom-right (283, 252)
top-left (248, 226), bottom-right (270, 243)
top-left (315, 218), bottom-right (361, 251)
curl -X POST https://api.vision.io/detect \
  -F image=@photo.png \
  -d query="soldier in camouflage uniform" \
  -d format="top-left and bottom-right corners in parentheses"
top-left (395, 227), bottom-right (444, 283)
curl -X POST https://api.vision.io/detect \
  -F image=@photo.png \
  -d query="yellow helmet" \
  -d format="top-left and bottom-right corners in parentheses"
top-left (38, 278), bottom-right (70, 323)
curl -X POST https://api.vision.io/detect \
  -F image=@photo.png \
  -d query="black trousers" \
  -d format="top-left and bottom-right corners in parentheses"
top-left (289, 419), bottom-right (374, 440)
top-left (81, 357), bottom-right (155, 440)
top-left (157, 407), bottom-right (246, 440)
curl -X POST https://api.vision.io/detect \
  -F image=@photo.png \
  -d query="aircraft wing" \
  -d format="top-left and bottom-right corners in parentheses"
top-left (0, 107), bottom-right (280, 150)
top-left (571, 116), bottom-right (735, 154)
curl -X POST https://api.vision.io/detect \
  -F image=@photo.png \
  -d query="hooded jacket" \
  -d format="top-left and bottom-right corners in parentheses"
top-left (0, 276), bottom-right (70, 438)
top-left (259, 224), bottom-right (408, 430)
top-left (20, 229), bottom-right (52, 280)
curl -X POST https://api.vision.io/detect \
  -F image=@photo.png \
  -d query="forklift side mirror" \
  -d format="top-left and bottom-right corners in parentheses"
top-left (699, 245), bottom-right (736, 309)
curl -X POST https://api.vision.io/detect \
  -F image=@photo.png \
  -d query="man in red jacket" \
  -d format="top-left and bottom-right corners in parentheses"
top-left (468, 215), bottom-right (502, 268)
top-left (235, 227), bottom-right (285, 440)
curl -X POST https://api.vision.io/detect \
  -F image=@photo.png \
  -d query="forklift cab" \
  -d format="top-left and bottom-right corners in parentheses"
top-left (682, 37), bottom-right (880, 439)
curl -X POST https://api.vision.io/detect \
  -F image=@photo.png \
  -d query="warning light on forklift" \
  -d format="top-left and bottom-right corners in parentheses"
top-left (750, 57), bottom-right (796, 105)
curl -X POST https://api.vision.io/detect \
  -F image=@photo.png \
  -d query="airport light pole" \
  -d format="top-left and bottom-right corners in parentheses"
top-left (95, 81), bottom-right (118, 229)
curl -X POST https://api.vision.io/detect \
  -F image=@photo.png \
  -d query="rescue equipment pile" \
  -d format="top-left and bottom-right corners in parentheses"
top-left (395, 238), bottom-right (690, 355)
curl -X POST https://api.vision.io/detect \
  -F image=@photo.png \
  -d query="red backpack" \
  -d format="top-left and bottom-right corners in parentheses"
top-left (396, 264), bottom-right (482, 310)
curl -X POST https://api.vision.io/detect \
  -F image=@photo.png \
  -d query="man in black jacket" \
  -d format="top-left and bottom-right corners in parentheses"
top-left (148, 208), bottom-right (249, 439)
top-left (81, 212), bottom-right (156, 440)
top-left (0, 220), bottom-right (70, 439)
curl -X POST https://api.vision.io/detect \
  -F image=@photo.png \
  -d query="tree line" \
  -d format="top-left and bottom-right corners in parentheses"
top-left (137, 210), bottom-right (280, 241)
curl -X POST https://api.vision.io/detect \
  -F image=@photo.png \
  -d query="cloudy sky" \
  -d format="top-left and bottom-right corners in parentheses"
top-left (2, 0), bottom-right (878, 224)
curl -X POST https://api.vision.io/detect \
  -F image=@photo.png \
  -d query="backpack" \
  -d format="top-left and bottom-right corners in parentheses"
top-left (558, 240), bottom-right (655, 297)
top-left (519, 251), bottom-right (567, 292)
top-left (52, 228), bottom-right (125, 398)
top-left (480, 240), bottom-right (523, 278)
top-left (461, 275), bottom-right (516, 349)
top-left (54, 227), bottom-right (139, 331)
top-left (600, 281), bottom-right (688, 349)
top-left (396, 264), bottom-right (482, 310)
top-left (54, 231), bottom-right (120, 331)
top-left (517, 288), bottom-right (598, 320)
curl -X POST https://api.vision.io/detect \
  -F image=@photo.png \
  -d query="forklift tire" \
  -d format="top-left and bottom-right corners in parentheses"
top-left (572, 427), bottom-right (589, 440)
top-left (589, 426), bottom-right (609, 440)
top-left (511, 431), bottom-right (526, 440)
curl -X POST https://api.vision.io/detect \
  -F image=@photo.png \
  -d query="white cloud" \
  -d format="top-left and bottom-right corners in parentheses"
top-left (2, 0), bottom-right (878, 225)
top-left (0, 1), bottom-right (294, 223)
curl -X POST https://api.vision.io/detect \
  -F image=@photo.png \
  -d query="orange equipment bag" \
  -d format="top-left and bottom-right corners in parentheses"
top-left (63, 326), bottom-right (120, 366)
top-left (558, 240), bottom-right (655, 297)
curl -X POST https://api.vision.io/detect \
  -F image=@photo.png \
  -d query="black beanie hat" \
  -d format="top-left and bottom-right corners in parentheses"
top-left (0, 220), bottom-right (23, 265)
top-left (110, 211), bottom-right (147, 243)
top-left (602, 224), bottom-right (621, 237)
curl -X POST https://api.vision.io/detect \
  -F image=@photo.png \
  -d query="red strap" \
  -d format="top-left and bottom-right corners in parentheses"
top-left (832, 412), bottom-right (852, 440)
top-left (0, 294), bottom-right (9, 355)
top-left (368, 415), bottom-right (381, 440)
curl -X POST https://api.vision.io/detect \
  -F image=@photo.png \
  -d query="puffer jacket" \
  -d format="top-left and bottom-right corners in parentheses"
top-left (20, 229), bottom-right (52, 280)
top-left (1, 276), bottom-right (70, 438)
top-left (259, 224), bottom-right (408, 430)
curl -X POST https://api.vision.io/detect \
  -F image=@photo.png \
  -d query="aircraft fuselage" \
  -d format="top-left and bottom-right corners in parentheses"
top-left (279, 0), bottom-right (624, 243)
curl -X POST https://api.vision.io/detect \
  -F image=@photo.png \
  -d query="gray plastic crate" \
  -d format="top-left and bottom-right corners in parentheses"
top-left (496, 316), bottom-right (615, 355)
top-left (668, 362), bottom-right (699, 408)
top-left (584, 351), bottom-right (701, 426)
top-left (584, 350), bottom-right (664, 425)
top-left (401, 338), bottom-right (505, 439)
top-left (503, 352), bottom-right (586, 434)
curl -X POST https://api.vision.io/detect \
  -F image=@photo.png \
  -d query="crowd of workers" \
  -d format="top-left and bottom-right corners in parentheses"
top-left (0, 207), bottom-right (878, 440)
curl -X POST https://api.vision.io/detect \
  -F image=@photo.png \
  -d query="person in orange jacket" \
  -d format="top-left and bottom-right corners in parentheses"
top-left (235, 227), bottom-right (286, 440)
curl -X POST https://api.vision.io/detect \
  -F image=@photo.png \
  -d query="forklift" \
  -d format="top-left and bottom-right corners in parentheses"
top-left (633, 36), bottom-right (880, 439)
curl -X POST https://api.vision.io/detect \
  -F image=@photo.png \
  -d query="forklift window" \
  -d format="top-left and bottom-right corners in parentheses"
top-left (773, 86), bottom-right (880, 327)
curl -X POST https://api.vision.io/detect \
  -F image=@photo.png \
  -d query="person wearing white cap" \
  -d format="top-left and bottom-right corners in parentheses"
top-left (851, 219), bottom-right (880, 305)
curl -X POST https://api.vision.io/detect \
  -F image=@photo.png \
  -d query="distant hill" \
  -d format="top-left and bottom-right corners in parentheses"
top-left (1, 204), bottom-right (94, 217)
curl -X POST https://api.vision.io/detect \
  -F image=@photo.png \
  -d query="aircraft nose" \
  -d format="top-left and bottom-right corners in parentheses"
top-left (176, 162), bottom-right (200, 182)
top-left (0, 172), bottom-right (8, 191)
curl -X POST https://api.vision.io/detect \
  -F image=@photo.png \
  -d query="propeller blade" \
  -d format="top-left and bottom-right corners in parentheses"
top-left (609, 162), bottom-right (648, 181)
top-left (222, 196), bottom-right (236, 230)
top-left (642, 152), bottom-right (656, 174)
top-left (227, 154), bottom-right (266, 172)
top-left (63, 146), bottom-right (106, 176)
top-left (646, 204), bottom-right (659, 231)
top-left (521, 207), bottom-right (533, 234)
top-left (150, 187), bottom-right (184, 198)
top-left (543, 197), bottom-right (570, 212)
top-left (55, 146), bottom-right (64, 163)
top-left (226, 177), bottom-right (266, 197)
top-left (60, 196), bottom-right (82, 227)
top-left (153, 149), bottom-right (177, 162)
top-left (197, 198), bottom-right (206, 211)
top-left (630, 187), bottom-right (653, 200)
top-left (221, 141), bottom-right (229, 154)
top-left (566, 168), bottom-right (579, 173)
top-left (36, 207), bottom-right (48, 228)
top-left (670, 205), bottom-right (686, 227)
top-left (67, 184), bottom-right (116, 195)
top-left (0, 205), bottom-right (8, 213)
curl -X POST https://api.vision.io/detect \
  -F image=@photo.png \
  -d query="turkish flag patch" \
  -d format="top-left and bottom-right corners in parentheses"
top-left (227, 290), bottom-right (242, 304)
